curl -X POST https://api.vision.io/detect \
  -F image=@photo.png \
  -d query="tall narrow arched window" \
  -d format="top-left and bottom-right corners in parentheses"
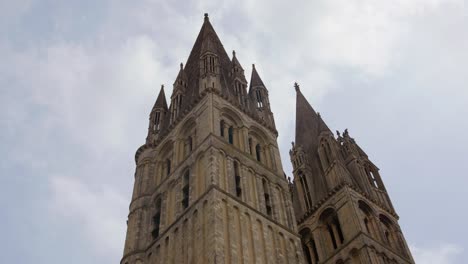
top-left (152, 198), bottom-right (162, 239)
top-left (262, 178), bottom-right (272, 216)
top-left (327, 224), bottom-right (338, 249)
top-left (182, 170), bottom-right (190, 209)
top-left (153, 111), bottom-right (161, 131)
top-left (228, 126), bottom-right (234, 144)
top-left (299, 171), bottom-right (313, 210)
top-left (321, 143), bottom-right (331, 168)
top-left (248, 138), bottom-right (253, 155)
top-left (234, 161), bottom-right (241, 197)
top-left (320, 208), bottom-right (345, 251)
top-left (220, 120), bottom-right (225, 137)
top-left (368, 170), bottom-right (380, 188)
top-left (187, 136), bottom-right (193, 153)
top-left (256, 144), bottom-right (262, 162)
top-left (255, 90), bottom-right (263, 108)
top-left (300, 228), bottom-right (320, 264)
top-left (166, 159), bottom-right (171, 177)
top-left (359, 201), bottom-right (375, 237)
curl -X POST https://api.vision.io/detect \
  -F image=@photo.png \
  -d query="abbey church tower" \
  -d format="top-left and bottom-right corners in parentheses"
top-left (121, 14), bottom-right (304, 264)
top-left (290, 83), bottom-right (414, 264)
top-left (121, 13), bottom-right (415, 264)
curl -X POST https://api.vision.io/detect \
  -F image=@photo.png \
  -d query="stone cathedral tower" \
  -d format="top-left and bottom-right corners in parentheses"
top-left (290, 83), bottom-right (414, 264)
top-left (121, 14), bottom-right (304, 264)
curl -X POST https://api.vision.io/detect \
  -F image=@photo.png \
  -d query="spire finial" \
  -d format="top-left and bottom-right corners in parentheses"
top-left (161, 84), bottom-right (164, 89)
top-left (232, 50), bottom-right (236, 57)
top-left (294, 82), bottom-right (300, 91)
top-left (252, 63), bottom-right (255, 69)
top-left (180, 62), bottom-right (183, 69)
top-left (204, 13), bottom-right (209, 21)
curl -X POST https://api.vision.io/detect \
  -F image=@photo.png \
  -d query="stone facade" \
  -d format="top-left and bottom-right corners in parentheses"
top-left (290, 83), bottom-right (415, 264)
top-left (121, 14), bottom-right (414, 264)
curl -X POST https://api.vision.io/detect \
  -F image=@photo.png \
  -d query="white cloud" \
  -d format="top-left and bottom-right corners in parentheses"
top-left (49, 176), bottom-right (128, 256)
top-left (411, 243), bottom-right (463, 264)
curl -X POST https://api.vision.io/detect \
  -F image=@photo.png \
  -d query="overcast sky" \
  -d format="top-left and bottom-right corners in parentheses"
top-left (1, 0), bottom-right (467, 263)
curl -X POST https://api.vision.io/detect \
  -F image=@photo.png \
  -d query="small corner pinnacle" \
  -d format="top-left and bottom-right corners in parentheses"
top-left (204, 13), bottom-right (209, 21)
top-left (180, 62), bottom-right (183, 69)
top-left (232, 50), bottom-right (236, 57)
top-left (161, 84), bottom-right (164, 89)
top-left (252, 63), bottom-right (255, 69)
top-left (294, 82), bottom-right (300, 91)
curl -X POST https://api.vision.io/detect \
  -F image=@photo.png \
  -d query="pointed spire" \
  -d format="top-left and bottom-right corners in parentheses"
top-left (153, 85), bottom-right (168, 111)
top-left (249, 64), bottom-right (266, 89)
top-left (181, 13), bottom-right (231, 99)
top-left (173, 62), bottom-right (187, 86)
top-left (294, 82), bottom-right (332, 154)
top-left (231, 50), bottom-right (244, 70)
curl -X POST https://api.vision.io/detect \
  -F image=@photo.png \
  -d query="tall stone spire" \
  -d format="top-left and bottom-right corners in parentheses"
top-left (249, 64), bottom-right (266, 89)
top-left (182, 13), bottom-right (232, 98)
top-left (147, 85), bottom-right (168, 144)
top-left (294, 82), bottom-right (331, 156)
top-left (153, 84), bottom-right (168, 111)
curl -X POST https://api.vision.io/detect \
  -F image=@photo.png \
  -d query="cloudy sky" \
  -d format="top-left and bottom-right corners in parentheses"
top-left (1, 0), bottom-right (467, 263)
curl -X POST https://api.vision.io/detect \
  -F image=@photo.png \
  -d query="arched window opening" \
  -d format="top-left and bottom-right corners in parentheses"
top-left (248, 138), bottom-right (253, 155)
top-left (303, 244), bottom-right (313, 264)
top-left (152, 198), bottom-right (162, 239)
top-left (262, 178), bottom-right (272, 217)
top-left (182, 170), bottom-right (190, 209)
top-left (334, 217), bottom-right (345, 243)
top-left (256, 144), bottom-right (262, 162)
top-left (256, 90), bottom-right (264, 108)
top-left (187, 136), bottom-right (193, 153)
top-left (327, 224), bottom-right (338, 249)
top-left (166, 159), bottom-right (171, 177)
top-left (364, 218), bottom-right (370, 233)
top-left (320, 208), bottom-right (345, 251)
top-left (299, 171), bottom-right (313, 210)
top-left (321, 143), bottom-right (331, 168)
top-left (228, 126), bottom-right (234, 144)
top-left (311, 239), bottom-right (320, 263)
top-left (234, 161), bottom-right (241, 197)
top-left (359, 201), bottom-right (375, 236)
top-left (220, 120), bottom-right (225, 137)
top-left (368, 170), bottom-right (380, 188)
top-left (153, 111), bottom-right (161, 131)
top-left (300, 229), bottom-right (320, 264)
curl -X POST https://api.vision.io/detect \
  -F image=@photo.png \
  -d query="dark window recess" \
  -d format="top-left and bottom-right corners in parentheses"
top-left (220, 120), bottom-right (225, 137)
top-left (152, 199), bottom-right (162, 239)
top-left (256, 144), bottom-right (261, 162)
top-left (311, 239), bottom-right (319, 262)
top-left (264, 193), bottom-right (272, 216)
top-left (166, 159), bottom-right (171, 176)
top-left (328, 224), bottom-right (338, 249)
top-left (188, 136), bottom-right (193, 152)
top-left (182, 171), bottom-right (190, 209)
top-left (228, 126), bottom-right (234, 144)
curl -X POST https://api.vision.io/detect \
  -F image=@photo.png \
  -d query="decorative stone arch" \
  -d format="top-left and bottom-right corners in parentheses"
top-left (358, 200), bottom-right (379, 240)
top-left (248, 125), bottom-right (273, 166)
top-left (363, 162), bottom-right (383, 190)
top-left (379, 214), bottom-right (406, 254)
top-left (318, 135), bottom-right (335, 172)
top-left (300, 227), bottom-right (320, 264)
top-left (261, 176), bottom-right (273, 217)
top-left (158, 139), bottom-right (175, 180)
top-left (319, 207), bottom-right (345, 254)
top-left (177, 116), bottom-right (197, 158)
top-left (219, 107), bottom-right (244, 146)
top-left (194, 151), bottom-right (208, 197)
